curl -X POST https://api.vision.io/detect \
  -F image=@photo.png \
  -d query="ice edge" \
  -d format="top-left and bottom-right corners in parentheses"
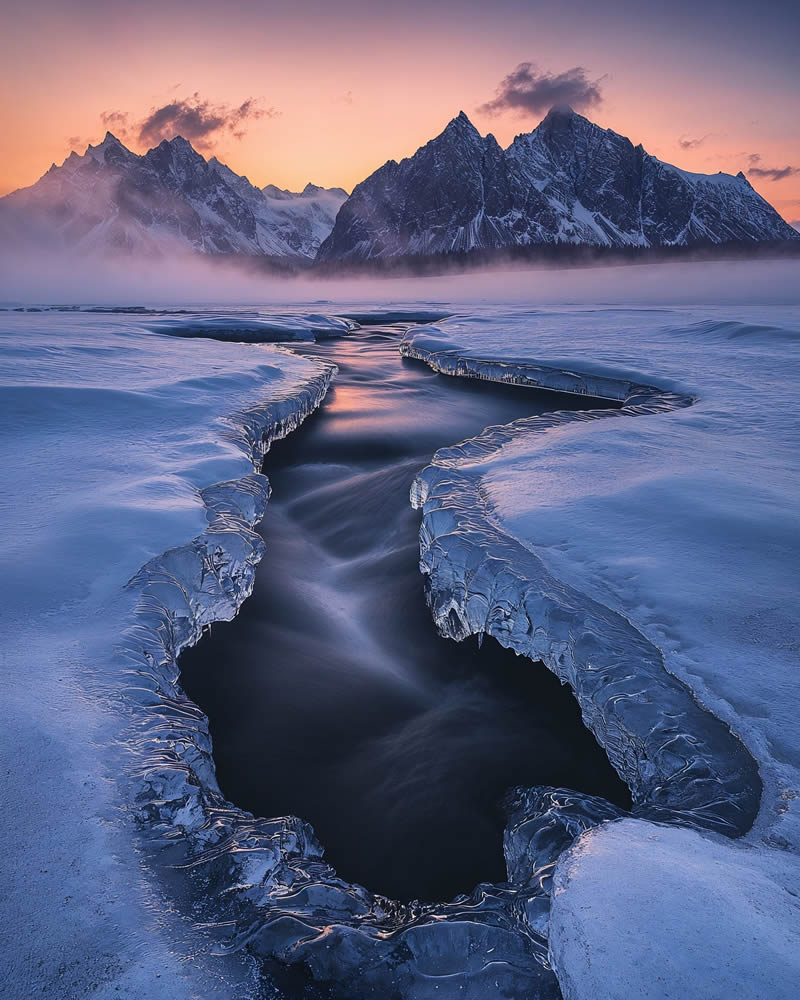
top-left (115, 350), bottom-right (564, 998)
top-left (112, 330), bottom-right (761, 999)
top-left (402, 335), bottom-right (762, 838)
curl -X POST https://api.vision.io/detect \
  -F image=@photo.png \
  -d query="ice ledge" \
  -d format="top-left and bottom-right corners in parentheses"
top-left (403, 335), bottom-right (761, 838)
top-left (114, 352), bottom-right (575, 997)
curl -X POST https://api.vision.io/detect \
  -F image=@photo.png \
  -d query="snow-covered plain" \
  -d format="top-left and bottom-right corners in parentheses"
top-left (2, 269), bottom-right (799, 1000)
top-left (0, 312), bottom-right (336, 998)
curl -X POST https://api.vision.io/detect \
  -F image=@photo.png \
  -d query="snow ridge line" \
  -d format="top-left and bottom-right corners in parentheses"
top-left (402, 337), bottom-right (762, 838)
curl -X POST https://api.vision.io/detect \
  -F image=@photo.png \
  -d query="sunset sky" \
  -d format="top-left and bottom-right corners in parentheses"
top-left (1, 0), bottom-right (798, 225)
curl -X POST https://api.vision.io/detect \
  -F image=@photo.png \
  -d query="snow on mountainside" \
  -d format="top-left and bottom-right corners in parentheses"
top-left (0, 134), bottom-right (347, 259)
top-left (317, 107), bottom-right (799, 260)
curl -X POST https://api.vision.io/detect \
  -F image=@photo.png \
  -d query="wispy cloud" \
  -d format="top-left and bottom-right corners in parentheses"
top-left (99, 95), bottom-right (278, 152)
top-left (137, 94), bottom-right (278, 149)
top-left (99, 110), bottom-right (131, 142)
top-left (479, 63), bottom-right (604, 118)
top-left (678, 134), bottom-right (710, 151)
top-left (747, 153), bottom-right (800, 182)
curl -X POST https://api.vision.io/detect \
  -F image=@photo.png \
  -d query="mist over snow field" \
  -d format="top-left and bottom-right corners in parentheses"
top-left (1, 259), bottom-right (799, 1000)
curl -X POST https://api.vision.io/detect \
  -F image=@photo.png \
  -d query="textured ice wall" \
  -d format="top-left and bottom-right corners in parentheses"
top-left (149, 312), bottom-right (359, 341)
top-left (402, 333), bottom-right (760, 837)
top-left (122, 430), bottom-right (571, 995)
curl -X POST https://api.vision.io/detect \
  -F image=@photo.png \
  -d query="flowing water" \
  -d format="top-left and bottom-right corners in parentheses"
top-left (180, 324), bottom-right (629, 902)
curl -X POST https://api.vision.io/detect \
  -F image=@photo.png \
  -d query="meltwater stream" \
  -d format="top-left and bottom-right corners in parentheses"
top-left (180, 324), bottom-right (629, 903)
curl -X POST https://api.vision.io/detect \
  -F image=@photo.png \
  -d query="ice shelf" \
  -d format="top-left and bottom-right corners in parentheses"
top-left (401, 305), bottom-right (800, 999)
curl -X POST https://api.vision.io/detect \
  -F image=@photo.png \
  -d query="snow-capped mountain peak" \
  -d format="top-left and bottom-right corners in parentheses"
top-left (3, 108), bottom-right (796, 264)
top-left (86, 131), bottom-right (127, 157)
top-left (318, 107), bottom-right (799, 260)
top-left (0, 134), bottom-right (348, 259)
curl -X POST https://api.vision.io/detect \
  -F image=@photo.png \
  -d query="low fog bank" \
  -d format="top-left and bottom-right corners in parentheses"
top-left (1, 249), bottom-right (798, 309)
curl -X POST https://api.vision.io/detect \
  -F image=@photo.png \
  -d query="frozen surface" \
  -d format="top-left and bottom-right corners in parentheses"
top-left (0, 307), bottom-right (578, 1000)
top-left (3, 281), bottom-right (799, 1000)
top-left (149, 311), bottom-right (358, 341)
top-left (0, 312), bottom-right (335, 998)
top-left (549, 819), bottom-right (800, 1000)
top-left (403, 302), bottom-right (800, 996)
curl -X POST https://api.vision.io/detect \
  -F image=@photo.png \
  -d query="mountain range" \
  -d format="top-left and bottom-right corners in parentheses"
top-left (0, 133), bottom-right (347, 259)
top-left (318, 108), bottom-right (798, 260)
top-left (1, 108), bottom-right (796, 265)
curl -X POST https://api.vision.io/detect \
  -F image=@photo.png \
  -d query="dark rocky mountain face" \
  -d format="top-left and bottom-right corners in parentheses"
top-left (3, 111), bottom-right (795, 264)
top-left (320, 113), bottom-right (514, 259)
top-left (318, 107), bottom-right (799, 261)
top-left (317, 113), bottom-right (519, 259)
top-left (0, 134), bottom-right (347, 259)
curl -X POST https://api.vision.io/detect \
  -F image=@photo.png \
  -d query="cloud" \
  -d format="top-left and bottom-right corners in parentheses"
top-left (100, 110), bottom-right (131, 140)
top-left (746, 153), bottom-right (800, 182)
top-left (479, 63), bottom-right (604, 118)
top-left (749, 164), bottom-right (800, 181)
top-left (136, 94), bottom-right (278, 149)
top-left (678, 134), bottom-right (710, 150)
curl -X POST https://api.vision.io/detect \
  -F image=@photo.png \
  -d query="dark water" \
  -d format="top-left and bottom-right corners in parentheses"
top-left (180, 326), bottom-right (629, 902)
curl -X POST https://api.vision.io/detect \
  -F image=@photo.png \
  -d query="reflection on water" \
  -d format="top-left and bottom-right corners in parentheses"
top-left (180, 326), bottom-right (629, 902)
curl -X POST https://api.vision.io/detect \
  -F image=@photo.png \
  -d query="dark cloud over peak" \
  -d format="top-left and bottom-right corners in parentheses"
top-left (746, 153), bottom-right (799, 182)
top-left (678, 134), bottom-right (710, 150)
top-left (135, 94), bottom-right (278, 150)
top-left (99, 110), bottom-right (131, 141)
top-left (478, 63), bottom-right (604, 118)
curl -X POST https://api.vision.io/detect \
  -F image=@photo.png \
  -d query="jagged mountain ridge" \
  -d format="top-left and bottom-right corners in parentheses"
top-left (317, 108), bottom-right (799, 260)
top-left (0, 133), bottom-right (347, 259)
top-left (2, 109), bottom-right (796, 264)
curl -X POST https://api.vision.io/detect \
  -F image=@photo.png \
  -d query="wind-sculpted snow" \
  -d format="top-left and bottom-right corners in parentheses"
top-left (548, 819), bottom-right (800, 1000)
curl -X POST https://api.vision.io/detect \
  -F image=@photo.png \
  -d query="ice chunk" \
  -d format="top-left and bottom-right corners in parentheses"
top-left (549, 819), bottom-right (800, 1000)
